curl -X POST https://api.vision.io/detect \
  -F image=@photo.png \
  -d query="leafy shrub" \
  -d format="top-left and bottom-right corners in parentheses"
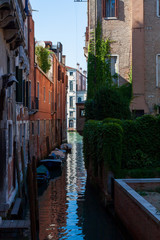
top-left (103, 118), bottom-right (123, 126)
top-left (83, 120), bottom-right (123, 175)
top-left (36, 46), bottom-right (51, 73)
top-left (102, 123), bottom-right (123, 172)
top-left (84, 115), bottom-right (160, 177)
top-left (122, 115), bottom-right (160, 169)
top-left (85, 99), bottom-right (95, 121)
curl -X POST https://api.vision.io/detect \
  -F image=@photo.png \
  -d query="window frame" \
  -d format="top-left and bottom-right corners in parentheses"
top-left (37, 82), bottom-right (39, 100)
top-left (110, 54), bottom-right (119, 86)
top-left (8, 122), bottom-right (13, 158)
top-left (44, 120), bottom-right (46, 135)
top-left (37, 120), bottom-right (40, 136)
top-left (70, 111), bottom-right (73, 117)
top-left (156, 54), bottom-right (160, 87)
top-left (69, 120), bottom-right (74, 128)
top-left (69, 96), bottom-right (73, 108)
top-left (44, 87), bottom-right (46, 102)
top-left (32, 122), bottom-right (34, 136)
top-left (70, 81), bottom-right (73, 91)
top-left (49, 91), bottom-right (50, 104)
top-left (157, 0), bottom-right (160, 17)
top-left (80, 109), bottom-right (85, 117)
top-left (103, 0), bottom-right (118, 19)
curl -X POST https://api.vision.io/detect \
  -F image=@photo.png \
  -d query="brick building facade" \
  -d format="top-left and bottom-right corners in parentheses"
top-left (86, 0), bottom-right (160, 115)
top-left (29, 22), bottom-right (68, 161)
top-left (0, 0), bottom-right (68, 217)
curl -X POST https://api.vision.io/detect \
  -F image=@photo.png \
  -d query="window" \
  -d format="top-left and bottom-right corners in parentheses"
top-left (70, 96), bottom-right (73, 108)
top-left (80, 109), bottom-right (85, 117)
top-left (29, 81), bottom-right (31, 109)
top-left (44, 87), bottom-right (45, 102)
top-left (157, 0), bottom-right (160, 17)
top-left (156, 54), bottom-right (160, 87)
top-left (70, 111), bottom-right (73, 117)
top-left (32, 122), bottom-right (34, 135)
top-left (44, 120), bottom-right (46, 135)
top-left (78, 97), bottom-right (82, 103)
top-left (111, 56), bottom-right (119, 85)
top-left (70, 71), bottom-right (73, 76)
top-left (16, 67), bottom-right (23, 102)
top-left (69, 120), bottom-right (74, 128)
top-left (70, 81), bottom-right (73, 91)
top-left (132, 110), bottom-right (144, 118)
top-left (37, 82), bottom-right (39, 100)
top-left (103, 0), bottom-right (118, 18)
top-left (49, 120), bottom-right (51, 132)
top-left (8, 124), bottom-right (12, 157)
top-left (38, 120), bottom-right (40, 136)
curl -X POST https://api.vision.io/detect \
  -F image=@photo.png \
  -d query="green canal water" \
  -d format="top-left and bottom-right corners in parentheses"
top-left (38, 132), bottom-right (125, 240)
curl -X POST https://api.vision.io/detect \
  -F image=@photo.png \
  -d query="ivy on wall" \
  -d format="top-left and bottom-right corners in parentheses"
top-left (87, 21), bottom-right (112, 100)
top-left (86, 20), bottom-right (132, 121)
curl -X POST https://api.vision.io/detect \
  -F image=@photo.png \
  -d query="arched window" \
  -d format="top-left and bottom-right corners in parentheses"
top-left (78, 97), bottom-right (82, 103)
top-left (70, 81), bottom-right (73, 91)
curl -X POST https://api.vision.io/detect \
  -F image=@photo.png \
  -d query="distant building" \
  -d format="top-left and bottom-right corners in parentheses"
top-left (85, 0), bottom-right (160, 116)
top-left (67, 64), bottom-right (87, 131)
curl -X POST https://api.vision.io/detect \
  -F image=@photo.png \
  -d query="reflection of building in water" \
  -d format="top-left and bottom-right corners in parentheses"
top-left (66, 133), bottom-right (86, 195)
top-left (39, 168), bottom-right (67, 240)
top-left (66, 132), bottom-right (87, 236)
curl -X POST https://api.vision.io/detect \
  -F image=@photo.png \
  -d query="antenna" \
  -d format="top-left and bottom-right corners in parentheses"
top-left (74, 0), bottom-right (87, 2)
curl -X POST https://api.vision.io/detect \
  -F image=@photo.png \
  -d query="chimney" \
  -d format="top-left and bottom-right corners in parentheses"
top-left (62, 55), bottom-right (66, 65)
top-left (77, 63), bottom-right (80, 70)
top-left (83, 70), bottom-right (87, 76)
top-left (80, 67), bottom-right (82, 73)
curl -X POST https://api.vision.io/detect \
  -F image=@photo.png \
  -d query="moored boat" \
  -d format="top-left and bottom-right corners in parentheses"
top-left (36, 165), bottom-right (50, 184)
top-left (39, 158), bottom-right (63, 170)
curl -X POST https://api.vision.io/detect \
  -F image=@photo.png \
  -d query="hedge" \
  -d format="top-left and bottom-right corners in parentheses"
top-left (85, 84), bottom-right (131, 121)
top-left (83, 120), bottom-right (123, 175)
top-left (83, 115), bottom-right (160, 176)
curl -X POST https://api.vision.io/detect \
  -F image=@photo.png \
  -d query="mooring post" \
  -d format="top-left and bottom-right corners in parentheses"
top-left (32, 156), bottom-right (39, 239)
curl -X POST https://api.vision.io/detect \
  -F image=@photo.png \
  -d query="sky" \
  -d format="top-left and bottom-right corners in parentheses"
top-left (29, 0), bottom-right (87, 71)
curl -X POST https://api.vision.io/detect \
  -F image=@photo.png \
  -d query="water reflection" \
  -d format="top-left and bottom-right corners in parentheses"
top-left (39, 132), bottom-right (124, 240)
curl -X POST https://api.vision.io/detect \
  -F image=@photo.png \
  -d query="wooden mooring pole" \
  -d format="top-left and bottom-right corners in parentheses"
top-left (27, 162), bottom-right (37, 240)
top-left (32, 156), bottom-right (39, 238)
top-left (27, 142), bottom-right (38, 240)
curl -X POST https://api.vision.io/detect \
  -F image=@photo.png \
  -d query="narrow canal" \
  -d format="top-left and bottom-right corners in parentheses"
top-left (38, 132), bottom-right (125, 240)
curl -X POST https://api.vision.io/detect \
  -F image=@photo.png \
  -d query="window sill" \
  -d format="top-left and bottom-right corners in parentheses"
top-left (104, 17), bottom-right (118, 20)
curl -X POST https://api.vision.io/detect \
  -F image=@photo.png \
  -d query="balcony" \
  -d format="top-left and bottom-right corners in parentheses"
top-left (0, 0), bottom-right (25, 50)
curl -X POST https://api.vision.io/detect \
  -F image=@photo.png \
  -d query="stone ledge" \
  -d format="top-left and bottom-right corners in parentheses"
top-left (115, 178), bottom-right (160, 224)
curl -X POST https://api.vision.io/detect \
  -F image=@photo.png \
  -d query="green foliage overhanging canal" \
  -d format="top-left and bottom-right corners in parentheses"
top-left (83, 115), bottom-right (160, 178)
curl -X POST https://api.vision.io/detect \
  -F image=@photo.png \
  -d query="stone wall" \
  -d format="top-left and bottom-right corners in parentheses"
top-left (114, 179), bottom-right (160, 240)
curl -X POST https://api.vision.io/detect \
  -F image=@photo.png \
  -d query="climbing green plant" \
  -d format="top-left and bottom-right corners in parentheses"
top-left (35, 46), bottom-right (51, 73)
top-left (87, 21), bottom-right (112, 100)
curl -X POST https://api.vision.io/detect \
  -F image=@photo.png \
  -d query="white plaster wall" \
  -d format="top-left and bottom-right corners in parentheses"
top-left (67, 69), bottom-right (77, 130)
